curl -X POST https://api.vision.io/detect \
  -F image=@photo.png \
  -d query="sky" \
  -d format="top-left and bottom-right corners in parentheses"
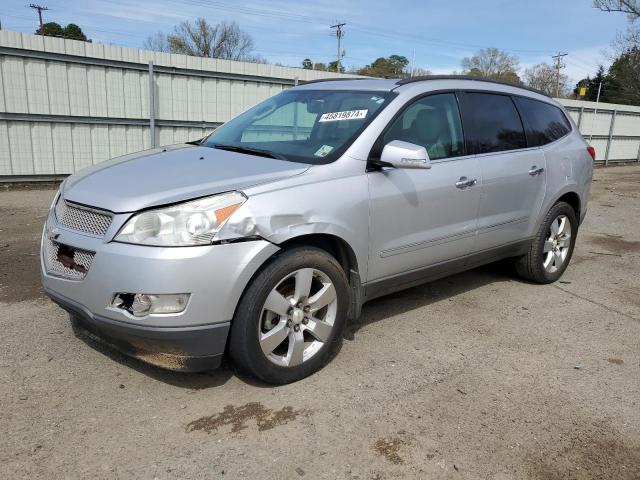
top-left (1, 0), bottom-right (633, 83)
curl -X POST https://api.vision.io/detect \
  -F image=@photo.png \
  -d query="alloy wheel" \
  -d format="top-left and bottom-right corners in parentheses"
top-left (258, 268), bottom-right (338, 367)
top-left (543, 214), bottom-right (571, 273)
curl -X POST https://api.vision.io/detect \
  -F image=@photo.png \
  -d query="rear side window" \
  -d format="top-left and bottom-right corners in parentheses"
top-left (514, 97), bottom-right (572, 146)
top-left (459, 92), bottom-right (526, 154)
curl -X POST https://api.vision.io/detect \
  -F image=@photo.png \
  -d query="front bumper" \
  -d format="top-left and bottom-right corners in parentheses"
top-left (41, 211), bottom-right (280, 371)
top-left (48, 289), bottom-right (230, 371)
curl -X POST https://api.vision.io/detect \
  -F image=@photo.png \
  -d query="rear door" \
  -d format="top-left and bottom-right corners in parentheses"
top-left (366, 92), bottom-right (481, 284)
top-left (458, 92), bottom-right (547, 252)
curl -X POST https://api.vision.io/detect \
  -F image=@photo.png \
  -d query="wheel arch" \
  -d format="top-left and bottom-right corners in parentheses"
top-left (230, 233), bottom-right (363, 328)
top-left (538, 187), bottom-right (583, 233)
top-left (556, 191), bottom-right (581, 221)
top-left (274, 233), bottom-right (363, 320)
top-left (277, 233), bottom-right (360, 278)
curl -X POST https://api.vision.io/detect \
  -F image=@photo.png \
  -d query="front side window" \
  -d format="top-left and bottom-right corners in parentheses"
top-left (202, 90), bottom-right (393, 164)
top-left (382, 93), bottom-right (464, 160)
top-left (459, 92), bottom-right (526, 154)
top-left (514, 97), bottom-right (572, 146)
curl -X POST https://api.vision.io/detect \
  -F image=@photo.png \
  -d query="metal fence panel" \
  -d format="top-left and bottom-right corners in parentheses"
top-left (1, 31), bottom-right (639, 177)
top-left (0, 31), bottom-right (355, 177)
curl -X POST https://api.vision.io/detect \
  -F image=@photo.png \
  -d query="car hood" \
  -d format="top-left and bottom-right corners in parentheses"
top-left (62, 144), bottom-right (310, 212)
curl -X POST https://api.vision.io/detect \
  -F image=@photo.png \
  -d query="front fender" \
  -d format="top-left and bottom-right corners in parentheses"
top-left (217, 174), bottom-right (370, 281)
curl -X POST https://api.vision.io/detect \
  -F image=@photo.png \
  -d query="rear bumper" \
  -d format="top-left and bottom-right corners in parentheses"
top-left (47, 288), bottom-right (229, 372)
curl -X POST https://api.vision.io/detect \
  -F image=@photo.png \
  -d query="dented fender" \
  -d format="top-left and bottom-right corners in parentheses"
top-left (217, 170), bottom-right (371, 282)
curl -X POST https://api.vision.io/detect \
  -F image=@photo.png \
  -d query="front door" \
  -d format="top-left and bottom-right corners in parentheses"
top-left (366, 93), bottom-right (481, 286)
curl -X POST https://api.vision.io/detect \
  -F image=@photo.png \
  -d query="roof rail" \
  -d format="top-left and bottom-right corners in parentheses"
top-left (395, 75), bottom-right (550, 97)
top-left (298, 77), bottom-right (363, 85)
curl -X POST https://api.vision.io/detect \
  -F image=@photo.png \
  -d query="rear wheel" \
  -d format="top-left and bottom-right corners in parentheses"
top-left (228, 247), bottom-right (349, 384)
top-left (515, 201), bottom-right (577, 284)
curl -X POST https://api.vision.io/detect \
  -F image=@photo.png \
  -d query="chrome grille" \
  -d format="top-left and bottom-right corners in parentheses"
top-left (55, 199), bottom-right (112, 237)
top-left (43, 237), bottom-right (95, 280)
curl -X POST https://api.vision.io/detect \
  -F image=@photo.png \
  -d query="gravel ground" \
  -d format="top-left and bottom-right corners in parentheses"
top-left (1, 166), bottom-right (639, 480)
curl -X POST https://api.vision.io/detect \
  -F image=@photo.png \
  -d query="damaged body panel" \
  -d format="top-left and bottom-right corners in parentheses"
top-left (219, 159), bottom-right (370, 282)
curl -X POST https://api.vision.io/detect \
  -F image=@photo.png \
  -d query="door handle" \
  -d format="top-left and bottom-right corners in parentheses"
top-left (455, 176), bottom-right (477, 189)
top-left (528, 166), bottom-right (545, 176)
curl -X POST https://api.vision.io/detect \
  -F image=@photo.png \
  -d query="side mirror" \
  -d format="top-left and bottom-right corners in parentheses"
top-left (379, 140), bottom-right (431, 169)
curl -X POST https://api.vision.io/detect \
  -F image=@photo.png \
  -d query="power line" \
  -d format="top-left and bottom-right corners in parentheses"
top-left (12, 1), bottom-right (555, 63)
top-left (552, 51), bottom-right (568, 96)
top-left (163, 0), bottom-right (552, 57)
top-left (330, 22), bottom-right (345, 72)
top-left (29, 4), bottom-right (49, 29)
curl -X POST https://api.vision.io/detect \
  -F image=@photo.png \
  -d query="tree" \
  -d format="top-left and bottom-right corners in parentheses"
top-left (580, 65), bottom-right (609, 101)
top-left (606, 47), bottom-right (640, 105)
top-left (524, 63), bottom-right (568, 96)
top-left (595, 0), bottom-right (639, 49)
top-left (327, 60), bottom-right (345, 73)
top-left (461, 48), bottom-right (521, 84)
top-left (36, 22), bottom-right (63, 37)
top-left (147, 19), bottom-right (256, 61)
top-left (617, 25), bottom-right (640, 49)
top-left (313, 62), bottom-right (327, 71)
top-left (593, 0), bottom-right (640, 19)
top-left (302, 58), bottom-right (313, 70)
top-left (36, 22), bottom-right (90, 41)
top-left (357, 55), bottom-right (410, 77)
top-left (591, 0), bottom-right (640, 105)
top-left (63, 24), bottom-right (88, 41)
top-left (144, 32), bottom-right (169, 52)
top-left (412, 67), bottom-right (433, 77)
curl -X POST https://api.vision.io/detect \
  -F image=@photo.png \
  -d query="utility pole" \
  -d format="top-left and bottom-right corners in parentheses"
top-left (551, 52), bottom-right (568, 97)
top-left (29, 4), bottom-right (49, 29)
top-left (330, 22), bottom-right (346, 73)
top-left (410, 48), bottom-right (416, 77)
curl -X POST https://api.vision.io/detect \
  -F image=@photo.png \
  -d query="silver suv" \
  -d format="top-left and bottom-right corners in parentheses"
top-left (41, 77), bottom-right (593, 384)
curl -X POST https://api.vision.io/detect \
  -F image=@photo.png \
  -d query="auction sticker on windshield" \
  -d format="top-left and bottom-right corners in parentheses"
top-left (314, 145), bottom-right (334, 157)
top-left (319, 109), bottom-right (368, 122)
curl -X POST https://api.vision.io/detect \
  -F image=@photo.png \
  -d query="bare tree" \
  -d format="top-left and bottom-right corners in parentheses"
top-left (461, 48), bottom-right (521, 83)
top-left (144, 32), bottom-right (169, 52)
top-left (146, 19), bottom-right (256, 61)
top-left (593, 0), bottom-right (640, 19)
top-left (612, 25), bottom-right (640, 50)
top-left (412, 67), bottom-right (433, 76)
top-left (524, 63), bottom-right (568, 96)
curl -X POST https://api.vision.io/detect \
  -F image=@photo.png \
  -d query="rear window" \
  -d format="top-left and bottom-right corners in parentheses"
top-left (459, 92), bottom-right (526, 154)
top-left (514, 97), bottom-right (572, 146)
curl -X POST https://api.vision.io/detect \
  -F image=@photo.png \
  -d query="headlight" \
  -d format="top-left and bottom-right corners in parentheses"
top-left (115, 191), bottom-right (246, 246)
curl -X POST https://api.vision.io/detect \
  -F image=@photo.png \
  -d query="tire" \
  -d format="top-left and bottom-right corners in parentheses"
top-left (515, 201), bottom-right (577, 284)
top-left (228, 246), bottom-right (350, 384)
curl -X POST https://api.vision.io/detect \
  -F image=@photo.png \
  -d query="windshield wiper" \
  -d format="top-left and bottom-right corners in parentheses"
top-left (211, 144), bottom-right (287, 160)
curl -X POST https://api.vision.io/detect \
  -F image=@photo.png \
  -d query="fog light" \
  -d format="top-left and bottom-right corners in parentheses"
top-left (131, 294), bottom-right (153, 316)
top-left (111, 293), bottom-right (190, 317)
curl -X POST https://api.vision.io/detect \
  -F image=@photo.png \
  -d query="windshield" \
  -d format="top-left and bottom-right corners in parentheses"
top-left (201, 89), bottom-right (395, 164)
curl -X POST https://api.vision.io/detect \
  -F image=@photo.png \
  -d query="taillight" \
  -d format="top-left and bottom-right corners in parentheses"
top-left (586, 146), bottom-right (596, 161)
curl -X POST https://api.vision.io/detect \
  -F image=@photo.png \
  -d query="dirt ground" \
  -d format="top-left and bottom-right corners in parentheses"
top-left (1, 166), bottom-right (639, 479)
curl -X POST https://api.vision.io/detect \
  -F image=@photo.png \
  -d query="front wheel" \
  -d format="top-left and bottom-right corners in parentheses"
top-left (515, 201), bottom-right (577, 284)
top-left (228, 247), bottom-right (350, 384)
